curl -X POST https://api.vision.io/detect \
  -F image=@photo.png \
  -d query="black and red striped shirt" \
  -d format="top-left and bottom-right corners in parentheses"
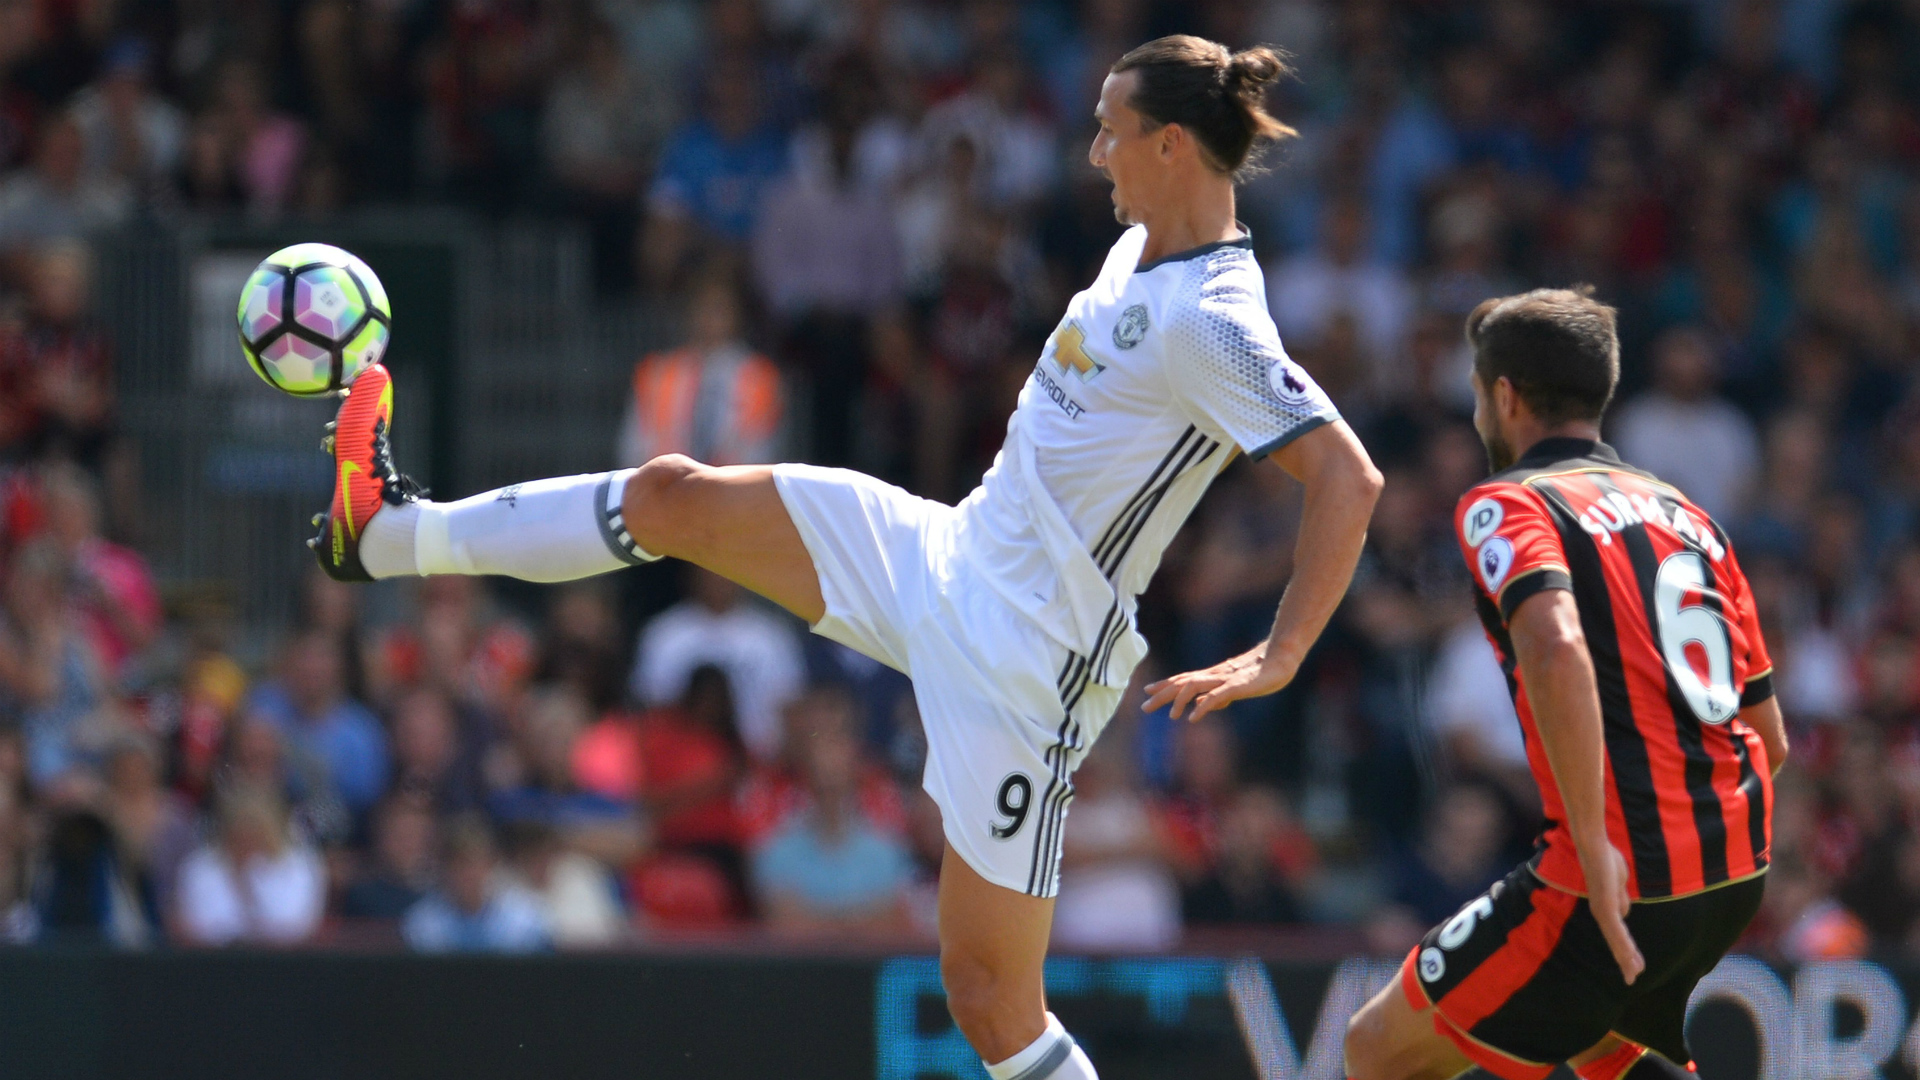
top-left (1453, 437), bottom-right (1774, 900)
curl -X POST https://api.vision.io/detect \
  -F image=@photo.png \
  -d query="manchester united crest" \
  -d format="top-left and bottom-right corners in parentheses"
top-left (1112, 304), bottom-right (1149, 349)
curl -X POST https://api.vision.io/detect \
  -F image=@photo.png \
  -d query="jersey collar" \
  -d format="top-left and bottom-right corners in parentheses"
top-left (1134, 227), bottom-right (1253, 273)
top-left (1514, 436), bottom-right (1619, 468)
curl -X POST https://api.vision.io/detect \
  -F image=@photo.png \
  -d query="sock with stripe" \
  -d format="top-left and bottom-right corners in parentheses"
top-left (356, 470), bottom-right (657, 580)
top-left (984, 1013), bottom-right (1098, 1080)
top-left (1618, 1055), bottom-right (1693, 1079)
top-left (1574, 1041), bottom-right (1691, 1080)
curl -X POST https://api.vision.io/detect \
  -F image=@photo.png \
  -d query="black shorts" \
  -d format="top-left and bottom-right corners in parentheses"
top-left (1398, 863), bottom-right (1765, 1080)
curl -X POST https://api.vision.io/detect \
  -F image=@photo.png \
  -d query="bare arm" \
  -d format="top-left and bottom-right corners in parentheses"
top-left (1145, 420), bottom-right (1382, 721)
top-left (1742, 696), bottom-right (1788, 778)
top-left (1508, 588), bottom-right (1644, 984)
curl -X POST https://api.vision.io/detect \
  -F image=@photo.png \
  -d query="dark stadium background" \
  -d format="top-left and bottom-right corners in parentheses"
top-left (0, 0), bottom-right (1913, 1076)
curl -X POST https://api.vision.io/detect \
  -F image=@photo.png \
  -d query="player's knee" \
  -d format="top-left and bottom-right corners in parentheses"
top-left (622, 454), bottom-right (706, 554)
top-left (939, 950), bottom-right (1020, 1053)
top-left (1343, 1001), bottom-right (1391, 1080)
top-left (939, 950), bottom-right (994, 1025)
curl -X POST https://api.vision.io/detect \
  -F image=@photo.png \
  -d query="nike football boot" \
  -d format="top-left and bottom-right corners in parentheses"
top-left (309, 363), bottom-right (424, 581)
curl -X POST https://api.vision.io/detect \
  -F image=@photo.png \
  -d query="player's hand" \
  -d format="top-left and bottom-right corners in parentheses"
top-left (1585, 842), bottom-right (1644, 985)
top-left (1142, 647), bottom-right (1298, 722)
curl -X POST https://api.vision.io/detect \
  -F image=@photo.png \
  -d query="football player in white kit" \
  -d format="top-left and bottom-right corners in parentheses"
top-left (311, 36), bottom-right (1382, 1080)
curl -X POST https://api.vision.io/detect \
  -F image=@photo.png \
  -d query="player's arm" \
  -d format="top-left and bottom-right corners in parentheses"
top-left (1727, 549), bottom-right (1788, 777)
top-left (1508, 588), bottom-right (1645, 985)
top-left (1145, 420), bottom-right (1381, 720)
top-left (1742, 695), bottom-right (1788, 778)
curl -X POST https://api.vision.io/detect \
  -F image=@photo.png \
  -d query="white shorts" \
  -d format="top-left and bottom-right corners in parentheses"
top-left (772, 464), bottom-right (1122, 898)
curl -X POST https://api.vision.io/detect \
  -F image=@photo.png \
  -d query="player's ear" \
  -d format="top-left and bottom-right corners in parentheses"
top-left (1493, 376), bottom-right (1520, 422)
top-left (1158, 121), bottom-right (1181, 162)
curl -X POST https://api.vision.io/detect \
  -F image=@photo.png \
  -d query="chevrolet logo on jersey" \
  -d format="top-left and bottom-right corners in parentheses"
top-left (1048, 320), bottom-right (1105, 382)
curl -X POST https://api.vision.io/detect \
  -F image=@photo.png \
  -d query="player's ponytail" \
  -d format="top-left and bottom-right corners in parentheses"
top-left (1112, 36), bottom-right (1297, 180)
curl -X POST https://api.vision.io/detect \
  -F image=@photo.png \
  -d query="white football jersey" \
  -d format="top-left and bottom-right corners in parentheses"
top-left (951, 224), bottom-right (1340, 694)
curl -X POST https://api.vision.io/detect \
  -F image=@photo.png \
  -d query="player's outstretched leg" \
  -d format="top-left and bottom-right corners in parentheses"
top-left (938, 844), bottom-right (1099, 1080)
top-left (309, 364), bottom-right (824, 621)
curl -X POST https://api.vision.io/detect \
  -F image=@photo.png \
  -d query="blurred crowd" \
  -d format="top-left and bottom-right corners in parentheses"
top-left (2, 0), bottom-right (1920, 960)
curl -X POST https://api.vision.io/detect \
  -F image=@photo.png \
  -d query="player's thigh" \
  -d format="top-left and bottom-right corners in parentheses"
top-left (1613, 873), bottom-right (1766, 1064)
top-left (621, 458), bottom-right (825, 623)
top-left (937, 842), bottom-right (1054, 1059)
top-left (1344, 977), bottom-right (1474, 1080)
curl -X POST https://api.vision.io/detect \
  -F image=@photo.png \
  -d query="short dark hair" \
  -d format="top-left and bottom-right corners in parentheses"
top-left (1111, 36), bottom-right (1296, 180)
top-left (1465, 287), bottom-right (1620, 425)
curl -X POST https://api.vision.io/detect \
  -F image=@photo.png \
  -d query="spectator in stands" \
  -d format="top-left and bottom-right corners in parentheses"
top-left (0, 773), bottom-right (32, 942)
top-left (1382, 782), bottom-right (1513, 928)
top-left (0, 115), bottom-right (130, 256)
top-left (541, 16), bottom-right (666, 292)
top-left (1159, 717), bottom-right (1239, 884)
top-left (0, 539), bottom-right (114, 790)
top-left (915, 48), bottom-right (1056, 211)
top-left (220, 711), bottom-right (358, 856)
top-left (403, 817), bottom-right (550, 953)
top-left (66, 38), bottom-right (184, 203)
top-left (1168, 461), bottom-right (1302, 779)
top-left (487, 688), bottom-right (641, 869)
top-left (38, 807), bottom-right (155, 946)
top-left (0, 243), bottom-right (119, 473)
top-left (1052, 735), bottom-right (1180, 951)
top-left (1611, 326), bottom-right (1761, 520)
top-left (1267, 198), bottom-right (1414, 393)
top-left (377, 576), bottom-right (537, 718)
top-left (388, 686), bottom-right (487, 815)
top-left (341, 794), bottom-right (438, 921)
top-left (1182, 787), bottom-right (1315, 927)
top-left (174, 785), bottom-right (326, 946)
top-left (615, 268), bottom-right (783, 470)
top-left (736, 684), bottom-right (908, 848)
top-left (244, 630), bottom-right (389, 820)
top-left (500, 820), bottom-right (626, 947)
top-left (155, 595), bottom-right (241, 803)
top-left (640, 54), bottom-right (787, 289)
top-left (1341, 469), bottom-right (1465, 842)
top-left (602, 664), bottom-right (760, 926)
top-left (1425, 615), bottom-right (1531, 804)
top-left (100, 737), bottom-right (196, 926)
top-left (298, 568), bottom-right (370, 704)
top-left (535, 580), bottom-right (627, 716)
top-left (752, 55), bottom-right (902, 470)
top-left (750, 716), bottom-right (913, 937)
top-left (631, 666), bottom-right (745, 887)
top-left (40, 461), bottom-right (156, 680)
top-left (182, 60), bottom-right (306, 215)
top-left (630, 566), bottom-right (804, 764)
top-left (911, 209), bottom-right (1037, 498)
top-left (1737, 410), bottom-right (1829, 559)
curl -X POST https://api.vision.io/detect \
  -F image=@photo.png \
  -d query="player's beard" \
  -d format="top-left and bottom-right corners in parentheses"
top-left (1482, 429), bottom-right (1517, 473)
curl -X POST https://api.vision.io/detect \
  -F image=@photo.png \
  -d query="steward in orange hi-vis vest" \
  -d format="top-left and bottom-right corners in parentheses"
top-left (617, 344), bottom-right (783, 468)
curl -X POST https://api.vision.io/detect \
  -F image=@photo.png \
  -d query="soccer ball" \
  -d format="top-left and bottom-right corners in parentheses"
top-left (235, 242), bottom-right (391, 396)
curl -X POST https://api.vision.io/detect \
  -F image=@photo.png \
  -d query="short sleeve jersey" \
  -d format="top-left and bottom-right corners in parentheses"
top-left (1453, 438), bottom-right (1775, 900)
top-left (961, 225), bottom-right (1339, 690)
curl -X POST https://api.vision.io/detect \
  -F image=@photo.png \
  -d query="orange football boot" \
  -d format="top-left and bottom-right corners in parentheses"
top-left (309, 363), bottom-right (423, 581)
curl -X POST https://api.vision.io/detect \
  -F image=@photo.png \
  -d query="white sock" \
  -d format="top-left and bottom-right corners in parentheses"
top-left (356, 470), bottom-right (658, 581)
top-left (984, 1013), bottom-right (1097, 1080)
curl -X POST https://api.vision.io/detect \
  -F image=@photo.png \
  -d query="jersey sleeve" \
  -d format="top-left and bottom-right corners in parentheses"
top-left (1456, 483), bottom-right (1572, 624)
top-left (1163, 268), bottom-right (1340, 459)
